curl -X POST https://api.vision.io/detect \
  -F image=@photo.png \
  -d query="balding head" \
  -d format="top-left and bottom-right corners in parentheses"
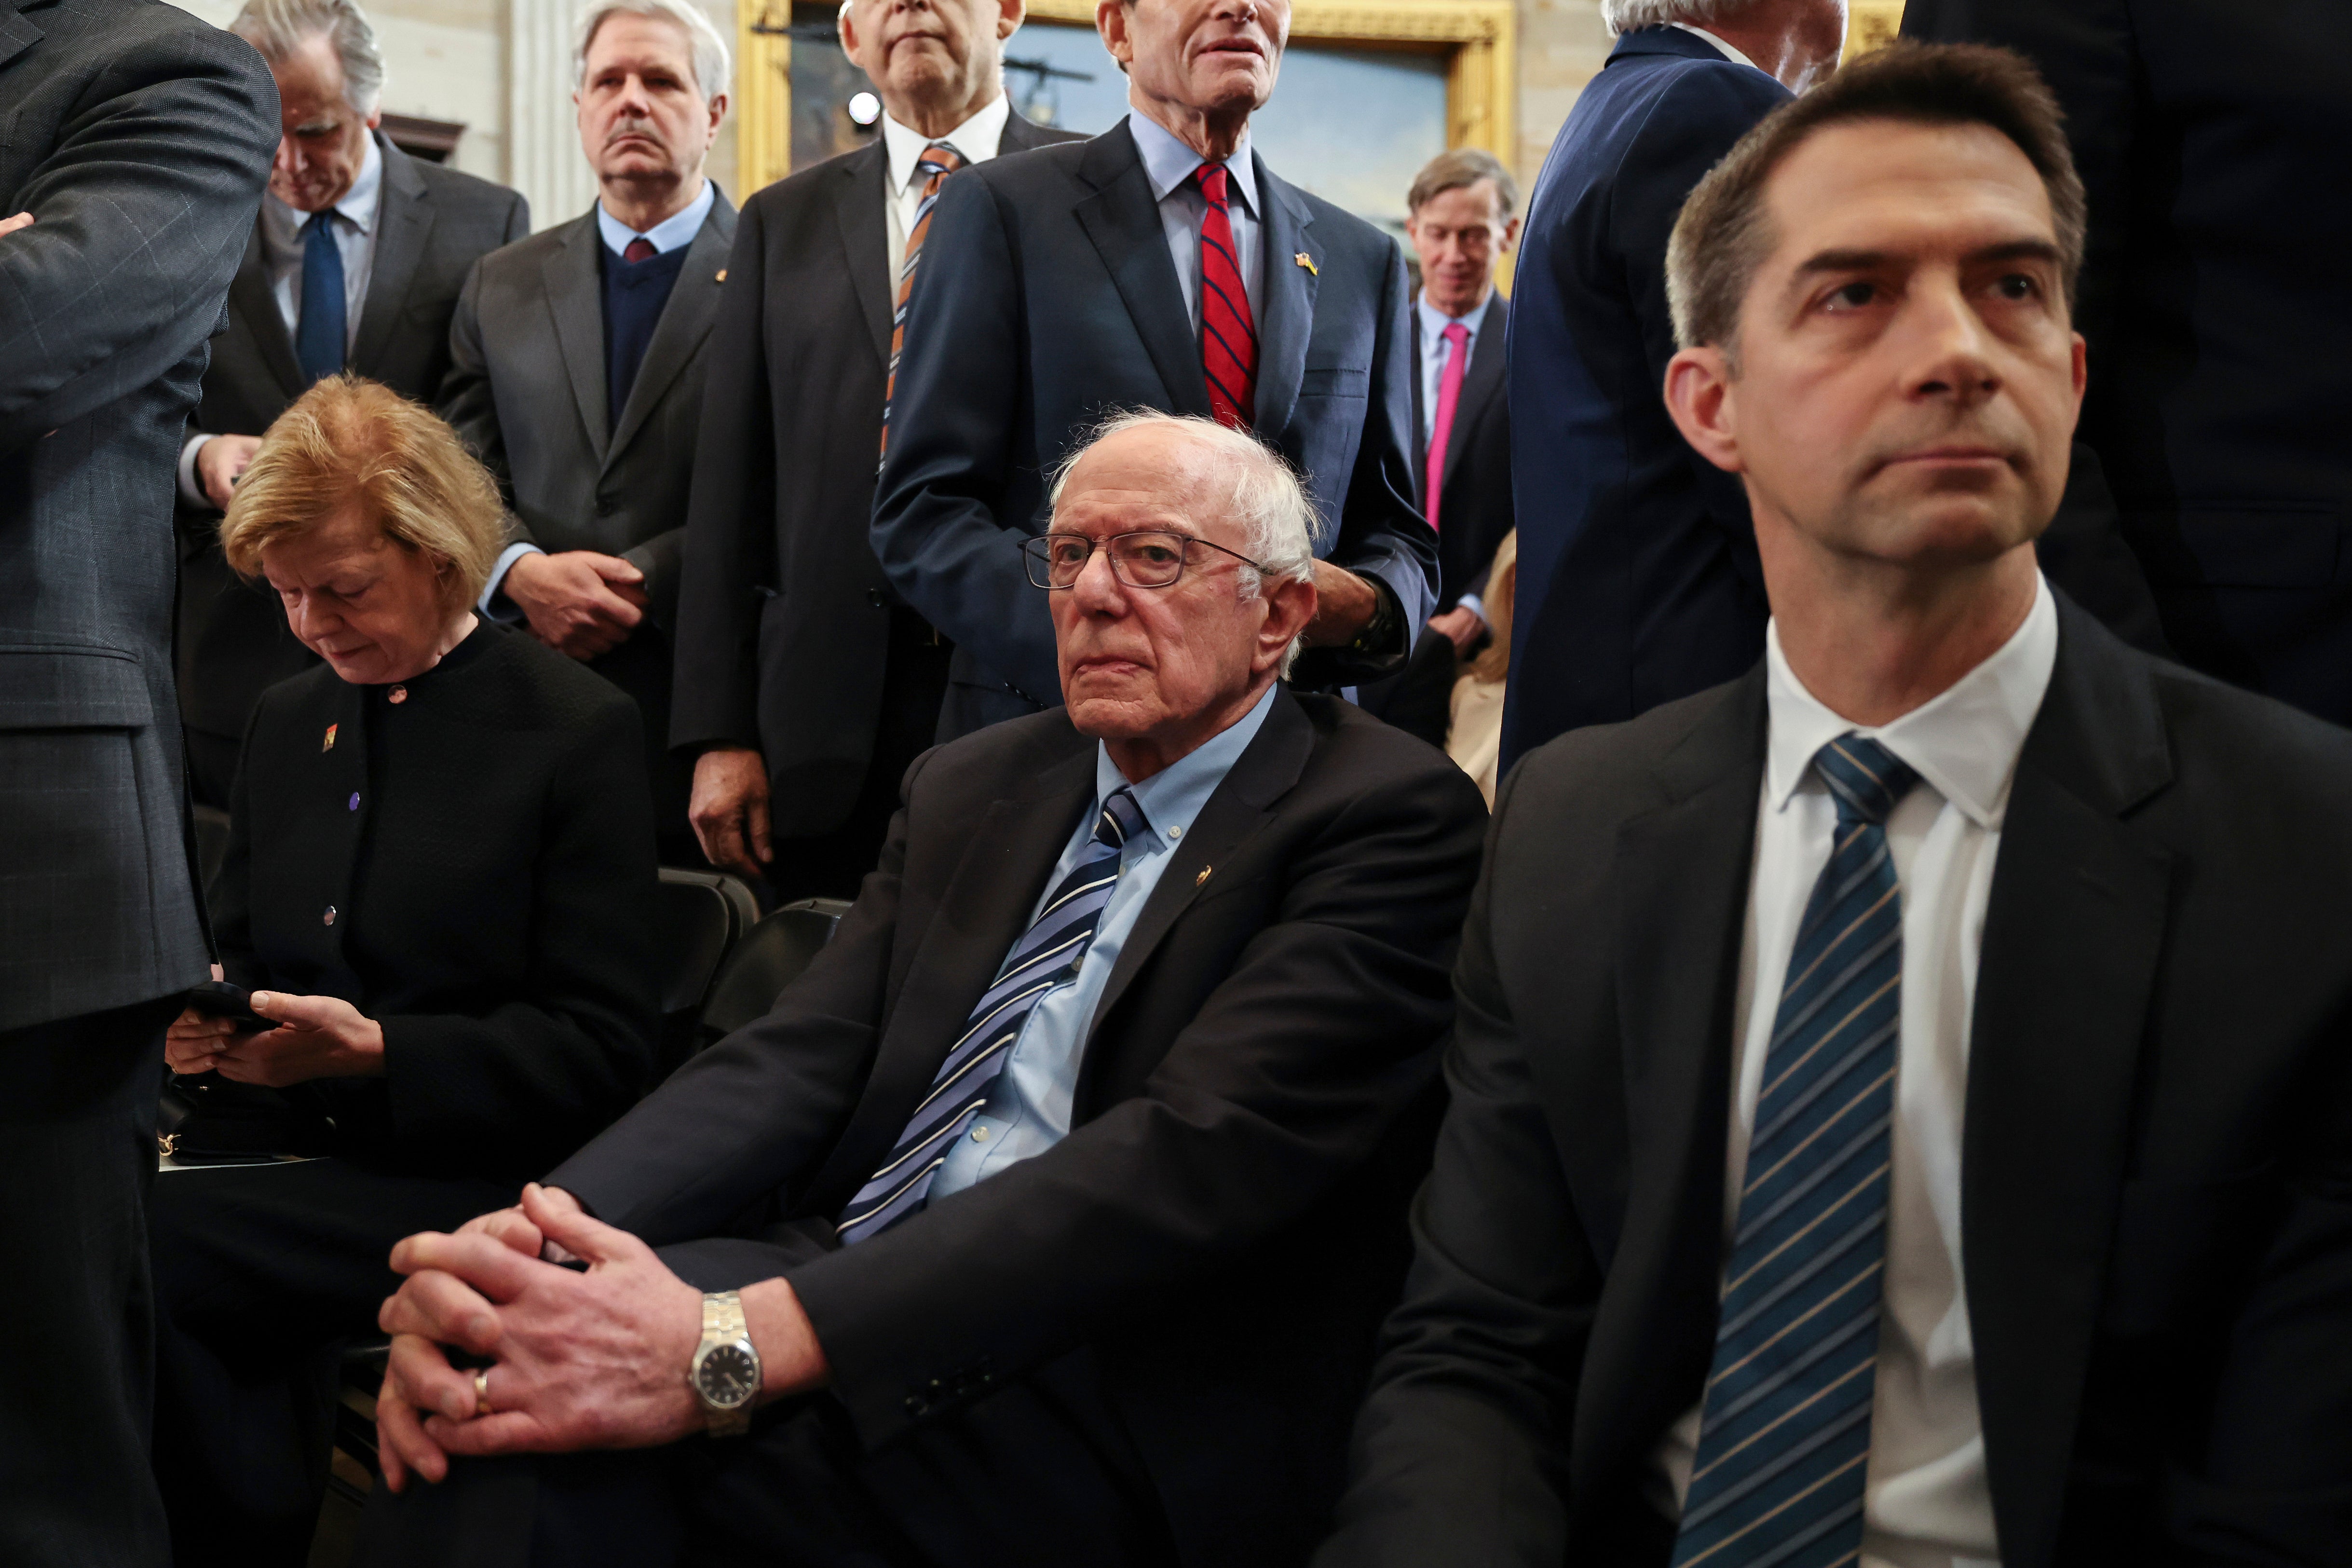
top-left (1036, 414), bottom-right (1320, 781)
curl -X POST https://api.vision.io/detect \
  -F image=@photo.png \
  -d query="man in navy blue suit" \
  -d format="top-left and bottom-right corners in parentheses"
top-left (871, 0), bottom-right (1437, 741)
top-left (1497, 0), bottom-right (1839, 772)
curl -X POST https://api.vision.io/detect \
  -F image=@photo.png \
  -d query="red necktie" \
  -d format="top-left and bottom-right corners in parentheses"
top-left (1424, 320), bottom-right (1471, 530)
top-left (879, 141), bottom-right (966, 463)
top-left (622, 237), bottom-right (656, 263)
top-left (1194, 164), bottom-right (1257, 429)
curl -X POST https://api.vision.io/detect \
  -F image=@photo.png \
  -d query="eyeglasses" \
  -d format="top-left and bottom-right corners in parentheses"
top-left (1020, 530), bottom-right (1275, 590)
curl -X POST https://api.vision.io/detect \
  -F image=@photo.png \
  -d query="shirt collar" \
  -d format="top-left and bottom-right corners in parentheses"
top-left (1127, 109), bottom-right (1258, 221)
top-left (1763, 572), bottom-right (2059, 829)
top-left (596, 177), bottom-right (716, 258)
top-left (1092, 683), bottom-right (1280, 851)
top-left (264, 130), bottom-right (383, 239)
top-left (1670, 21), bottom-right (1766, 73)
top-left (883, 93), bottom-right (1013, 195)
top-left (1417, 290), bottom-right (1493, 345)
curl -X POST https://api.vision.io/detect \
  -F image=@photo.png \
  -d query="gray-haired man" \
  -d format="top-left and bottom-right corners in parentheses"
top-left (174, 0), bottom-right (529, 808)
top-left (439, 0), bottom-right (735, 862)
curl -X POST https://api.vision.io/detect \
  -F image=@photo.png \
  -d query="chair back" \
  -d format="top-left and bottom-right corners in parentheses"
top-left (650, 869), bottom-right (761, 1072)
top-left (698, 898), bottom-right (853, 1048)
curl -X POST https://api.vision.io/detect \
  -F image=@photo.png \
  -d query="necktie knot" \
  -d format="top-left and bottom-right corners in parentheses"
top-left (1193, 162), bottom-right (1230, 210)
top-left (1442, 321), bottom-right (1469, 352)
top-left (1813, 734), bottom-right (1918, 827)
top-left (917, 141), bottom-right (965, 183)
top-left (1093, 787), bottom-right (1147, 851)
top-left (621, 235), bottom-right (657, 263)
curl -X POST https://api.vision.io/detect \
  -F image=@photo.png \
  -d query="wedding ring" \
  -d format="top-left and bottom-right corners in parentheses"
top-left (474, 1367), bottom-right (492, 1418)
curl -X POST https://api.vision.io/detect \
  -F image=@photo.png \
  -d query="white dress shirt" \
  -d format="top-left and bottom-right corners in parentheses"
top-left (179, 135), bottom-right (386, 506)
top-left (882, 92), bottom-right (1013, 284)
top-left (1671, 21), bottom-right (1768, 73)
top-left (1654, 574), bottom-right (2060, 1568)
top-left (1127, 109), bottom-right (1261, 329)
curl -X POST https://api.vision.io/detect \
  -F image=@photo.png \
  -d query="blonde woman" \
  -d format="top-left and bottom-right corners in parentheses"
top-left (148, 377), bottom-right (660, 1566)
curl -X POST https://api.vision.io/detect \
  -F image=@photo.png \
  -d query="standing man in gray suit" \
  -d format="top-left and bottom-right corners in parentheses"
top-left (0, 2), bottom-right (274, 1562)
top-left (175, 0), bottom-right (529, 808)
top-left (441, 0), bottom-right (734, 862)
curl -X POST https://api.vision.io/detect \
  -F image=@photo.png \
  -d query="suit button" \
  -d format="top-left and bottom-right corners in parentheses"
top-left (347, 792), bottom-right (360, 812)
top-left (903, 1395), bottom-right (925, 1416)
top-left (323, 905), bottom-right (337, 926)
top-left (867, 589), bottom-right (885, 609)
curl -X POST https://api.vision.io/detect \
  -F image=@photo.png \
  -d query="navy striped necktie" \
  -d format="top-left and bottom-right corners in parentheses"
top-left (1672, 733), bottom-right (1918, 1568)
top-left (837, 786), bottom-right (1147, 1244)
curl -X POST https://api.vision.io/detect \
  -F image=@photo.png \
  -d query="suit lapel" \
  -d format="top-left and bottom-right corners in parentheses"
top-left (1081, 692), bottom-right (1314, 1070)
top-left (1407, 324), bottom-right (1428, 506)
top-left (541, 212), bottom-right (610, 464)
top-left (1962, 600), bottom-right (2173, 1568)
top-left (832, 142), bottom-right (894, 371)
top-left (1251, 163), bottom-right (1319, 441)
top-left (350, 136), bottom-right (433, 373)
top-left (229, 225), bottom-right (305, 400)
top-left (1073, 122), bottom-right (1210, 419)
top-left (0, 3), bottom-right (41, 74)
top-left (1441, 295), bottom-right (1507, 495)
top-left (1599, 670), bottom-right (1768, 1460)
top-left (606, 195), bottom-right (737, 465)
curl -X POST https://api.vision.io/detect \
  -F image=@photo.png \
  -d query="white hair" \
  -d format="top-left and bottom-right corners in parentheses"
top-left (1047, 410), bottom-right (1324, 673)
top-left (1599, 0), bottom-right (1743, 36)
top-left (231, 0), bottom-right (386, 117)
top-left (574, 0), bottom-right (733, 100)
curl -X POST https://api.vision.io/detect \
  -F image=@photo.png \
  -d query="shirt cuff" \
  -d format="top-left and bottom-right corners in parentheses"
top-left (481, 542), bottom-right (544, 620)
top-left (179, 434), bottom-right (217, 509)
top-left (1454, 593), bottom-right (1488, 626)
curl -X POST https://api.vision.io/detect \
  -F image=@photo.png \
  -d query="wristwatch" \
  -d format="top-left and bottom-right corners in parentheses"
top-left (688, 1290), bottom-right (761, 1437)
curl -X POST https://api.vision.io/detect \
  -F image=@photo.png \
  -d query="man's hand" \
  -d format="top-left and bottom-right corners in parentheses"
top-left (1428, 605), bottom-right (1488, 657)
top-left (1301, 560), bottom-right (1379, 647)
top-left (503, 550), bottom-right (649, 660)
top-left (164, 1005), bottom-right (252, 1075)
top-left (196, 433), bottom-right (264, 511)
top-left (689, 747), bottom-right (772, 877)
top-left (0, 211), bottom-right (33, 239)
top-left (207, 991), bottom-right (385, 1087)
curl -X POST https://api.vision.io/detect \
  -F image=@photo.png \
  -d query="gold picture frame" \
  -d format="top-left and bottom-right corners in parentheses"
top-left (734, 0), bottom-right (1517, 196)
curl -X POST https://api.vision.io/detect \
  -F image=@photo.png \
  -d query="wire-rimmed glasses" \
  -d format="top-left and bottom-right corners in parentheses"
top-left (1021, 530), bottom-right (1275, 590)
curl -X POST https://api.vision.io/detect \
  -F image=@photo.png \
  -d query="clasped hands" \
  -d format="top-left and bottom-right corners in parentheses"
top-left (165, 990), bottom-right (384, 1086)
top-left (375, 1183), bottom-right (829, 1491)
top-left (503, 549), bottom-right (650, 660)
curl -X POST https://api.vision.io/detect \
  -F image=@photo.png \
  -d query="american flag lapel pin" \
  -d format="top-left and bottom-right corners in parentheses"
top-left (1294, 252), bottom-right (1317, 276)
top-left (322, 723), bottom-right (338, 753)
top-left (1196, 865), bottom-right (1212, 887)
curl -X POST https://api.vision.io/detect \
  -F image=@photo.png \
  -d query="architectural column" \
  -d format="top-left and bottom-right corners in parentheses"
top-left (508, 0), bottom-right (598, 231)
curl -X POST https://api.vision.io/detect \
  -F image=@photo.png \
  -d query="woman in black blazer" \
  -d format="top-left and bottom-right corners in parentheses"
top-left (148, 377), bottom-right (661, 1567)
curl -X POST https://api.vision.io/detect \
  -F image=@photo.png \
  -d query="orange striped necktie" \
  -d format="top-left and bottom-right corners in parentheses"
top-left (878, 140), bottom-right (967, 464)
top-left (1194, 163), bottom-right (1257, 430)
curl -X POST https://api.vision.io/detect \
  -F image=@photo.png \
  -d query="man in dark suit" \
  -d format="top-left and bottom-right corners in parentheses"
top-left (0, 3), bottom-right (275, 1562)
top-left (1360, 146), bottom-right (1519, 748)
top-left (870, 0), bottom-right (1438, 743)
top-left (1904, 0), bottom-right (2352, 725)
top-left (175, 0), bottom-right (528, 807)
top-left (441, 0), bottom-right (734, 862)
top-left (1321, 45), bottom-right (2352, 1568)
top-left (674, 0), bottom-right (1078, 893)
top-left (358, 413), bottom-right (1488, 1568)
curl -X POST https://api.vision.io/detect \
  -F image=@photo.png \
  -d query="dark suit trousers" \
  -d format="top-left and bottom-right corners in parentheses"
top-left (150, 1158), bottom-right (515, 1568)
top-left (356, 1332), bottom-right (1177, 1568)
top-left (0, 994), bottom-right (180, 1568)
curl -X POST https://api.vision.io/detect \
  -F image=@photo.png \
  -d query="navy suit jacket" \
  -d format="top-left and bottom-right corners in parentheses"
top-left (1499, 27), bottom-right (1787, 774)
top-left (872, 118), bottom-right (1437, 737)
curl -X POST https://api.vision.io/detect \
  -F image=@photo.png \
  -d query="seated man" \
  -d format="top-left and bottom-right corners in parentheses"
top-left (1320, 42), bottom-right (2352, 1568)
top-left (359, 411), bottom-right (1490, 1568)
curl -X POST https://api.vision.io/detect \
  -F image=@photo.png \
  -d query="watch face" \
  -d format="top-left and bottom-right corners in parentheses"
top-left (696, 1343), bottom-right (759, 1408)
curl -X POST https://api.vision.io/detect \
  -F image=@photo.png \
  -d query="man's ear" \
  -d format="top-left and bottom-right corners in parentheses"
top-left (1256, 572), bottom-right (1317, 671)
top-left (999, 0), bottom-right (1026, 42)
top-left (1097, 0), bottom-right (1133, 67)
top-left (1662, 344), bottom-right (1743, 476)
top-left (1501, 214), bottom-right (1523, 252)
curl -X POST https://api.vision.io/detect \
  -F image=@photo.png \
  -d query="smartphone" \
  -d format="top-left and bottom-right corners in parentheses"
top-left (183, 979), bottom-right (272, 1033)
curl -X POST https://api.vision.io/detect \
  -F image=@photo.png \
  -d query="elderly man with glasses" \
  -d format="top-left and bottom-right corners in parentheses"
top-left (357, 411), bottom-right (1488, 1568)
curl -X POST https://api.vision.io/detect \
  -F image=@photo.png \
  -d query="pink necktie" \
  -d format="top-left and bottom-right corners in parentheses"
top-left (1424, 320), bottom-right (1470, 530)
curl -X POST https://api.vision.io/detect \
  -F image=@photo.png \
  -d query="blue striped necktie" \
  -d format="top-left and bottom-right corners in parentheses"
top-left (1672, 733), bottom-right (1918, 1568)
top-left (837, 786), bottom-right (1146, 1244)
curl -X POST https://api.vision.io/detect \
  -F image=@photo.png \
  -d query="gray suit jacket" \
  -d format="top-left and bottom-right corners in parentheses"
top-left (0, 0), bottom-right (276, 1031)
top-left (175, 131), bottom-right (530, 747)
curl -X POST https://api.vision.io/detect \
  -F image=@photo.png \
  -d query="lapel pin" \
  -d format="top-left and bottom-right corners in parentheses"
top-left (1293, 252), bottom-right (1317, 276)
top-left (715, 268), bottom-right (727, 283)
top-left (1196, 865), bottom-right (1212, 887)
top-left (321, 723), bottom-right (337, 753)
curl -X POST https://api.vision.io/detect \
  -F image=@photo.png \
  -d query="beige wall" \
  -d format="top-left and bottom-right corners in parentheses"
top-left (1514, 0), bottom-right (1617, 191)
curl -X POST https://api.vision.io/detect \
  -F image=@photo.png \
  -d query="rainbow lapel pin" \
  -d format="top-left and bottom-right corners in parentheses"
top-left (1294, 252), bottom-right (1318, 276)
top-left (322, 723), bottom-right (338, 753)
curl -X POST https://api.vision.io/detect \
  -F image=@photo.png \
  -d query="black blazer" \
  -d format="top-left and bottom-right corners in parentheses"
top-left (0, 0), bottom-right (273, 1031)
top-left (1904, 0), bottom-right (2352, 726)
top-left (212, 623), bottom-right (660, 1179)
top-left (870, 119), bottom-right (1441, 737)
top-left (551, 692), bottom-right (1489, 1566)
top-left (1320, 596), bottom-right (2352, 1568)
top-left (668, 114), bottom-right (1077, 838)
top-left (1408, 292), bottom-right (1512, 611)
top-left (176, 133), bottom-right (530, 747)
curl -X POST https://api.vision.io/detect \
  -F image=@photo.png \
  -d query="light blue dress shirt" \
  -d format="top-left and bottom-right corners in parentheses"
top-left (1413, 289), bottom-right (1494, 448)
top-left (594, 177), bottom-right (716, 258)
top-left (931, 685), bottom-right (1281, 1197)
top-left (1127, 110), bottom-right (1261, 330)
